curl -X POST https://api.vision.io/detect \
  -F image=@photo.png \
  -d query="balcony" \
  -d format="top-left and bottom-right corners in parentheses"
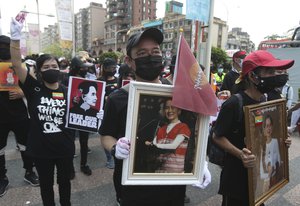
top-left (117, 11), bottom-right (126, 18)
top-left (109, 7), bottom-right (117, 13)
top-left (117, 3), bottom-right (126, 9)
top-left (120, 18), bottom-right (130, 25)
top-left (108, 0), bottom-right (117, 6)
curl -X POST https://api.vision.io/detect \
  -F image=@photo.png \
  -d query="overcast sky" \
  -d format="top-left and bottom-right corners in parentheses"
top-left (1, 0), bottom-right (300, 47)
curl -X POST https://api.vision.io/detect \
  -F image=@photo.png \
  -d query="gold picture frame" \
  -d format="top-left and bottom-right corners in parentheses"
top-left (244, 99), bottom-right (289, 206)
top-left (122, 81), bottom-right (210, 185)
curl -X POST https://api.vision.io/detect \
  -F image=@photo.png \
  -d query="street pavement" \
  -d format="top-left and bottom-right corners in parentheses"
top-left (1, 131), bottom-right (300, 206)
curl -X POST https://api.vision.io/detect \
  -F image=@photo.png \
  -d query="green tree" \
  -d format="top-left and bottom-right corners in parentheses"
top-left (211, 47), bottom-right (228, 72)
top-left (43, 43), bottom-right (72, 59)
top-left (98, 52), bottom-right (118, 64)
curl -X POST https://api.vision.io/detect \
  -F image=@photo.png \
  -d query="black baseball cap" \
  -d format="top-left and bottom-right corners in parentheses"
top-left (103, 58), bottom-right (116, 68)
top-left (71, 57), bottom-right (93, 69)
top-left (126, 28), bottom-right (163, 57)
top-left (0, 35), bottom-right (10, 45)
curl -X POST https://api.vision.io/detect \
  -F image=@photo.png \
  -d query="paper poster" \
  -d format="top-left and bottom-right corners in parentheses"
top-left (66, 77), bottom-right (106, 133)
top-left (0, 62), bottom-right (19, 91)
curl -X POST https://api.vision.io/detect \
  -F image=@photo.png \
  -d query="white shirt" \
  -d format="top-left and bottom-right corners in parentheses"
top-left (281, 84), bottom-right (293, 109)
top-left (260, 138), bottom-right (281, 179)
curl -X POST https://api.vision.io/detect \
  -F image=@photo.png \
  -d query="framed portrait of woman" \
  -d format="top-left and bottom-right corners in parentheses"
top-left (122, 81), bottom-right (210, 185)
top-left (244, 99), bottom-right (289, 206)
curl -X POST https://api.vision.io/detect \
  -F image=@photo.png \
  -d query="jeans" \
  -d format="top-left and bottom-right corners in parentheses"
top-left (34, 157), bottom-right (73, 206)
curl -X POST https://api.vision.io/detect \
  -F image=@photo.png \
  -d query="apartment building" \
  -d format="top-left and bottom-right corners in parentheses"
top-left (162, 12), bottom-right (192, 58)
top-left (227, 27), bottom-right (255, 52)
top-left (103, 0), bottom-right (157, 52)
top-left (41, 24), bottom-right (60, 51)
top-left (74, 2), bottom-right (106, 52)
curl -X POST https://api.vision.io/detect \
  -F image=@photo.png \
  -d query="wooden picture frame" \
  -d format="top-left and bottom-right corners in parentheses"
top-left (244, 99), bottom-right (289, 206)
top-left (122, 81), bottom-right (210, 185)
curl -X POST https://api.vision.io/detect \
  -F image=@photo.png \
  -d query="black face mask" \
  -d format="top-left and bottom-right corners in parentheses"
top-left (134, 55), bottom-right (163, 81)
top-left (41, 70), bottom-right (60, 84)
top-left (274, 74), bottom-right (289, 88)
top-left (0, 48), bottom-right (11, 60)
top-left (255, 75), bottom-right (279, 93)
top-left (79, 69), bottom-right (87, 78)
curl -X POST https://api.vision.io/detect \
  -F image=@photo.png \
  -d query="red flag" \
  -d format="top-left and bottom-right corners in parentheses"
top-left (172, 35), bottom-right (217, 116)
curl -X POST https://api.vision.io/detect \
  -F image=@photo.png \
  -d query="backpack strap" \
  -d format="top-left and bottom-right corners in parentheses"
top-left (234, 93), bottom-right (243, 123)
top-left (286, 85), bottom-right (290, 100)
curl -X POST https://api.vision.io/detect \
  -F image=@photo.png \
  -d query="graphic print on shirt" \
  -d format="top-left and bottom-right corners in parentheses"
top-left (37, 96), bottom-right (66, 133)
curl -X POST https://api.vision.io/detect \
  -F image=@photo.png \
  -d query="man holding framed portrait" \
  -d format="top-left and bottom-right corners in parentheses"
top-left (212, 50), bottom-right (293, 206)
top-left (99, 28), bottom-right (211, 206)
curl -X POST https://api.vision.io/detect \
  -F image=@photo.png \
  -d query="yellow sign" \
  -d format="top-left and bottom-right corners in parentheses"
top-left (0, 62), bottom-right (20, 91)
top-left (60, 40), bottom-right (72, 49)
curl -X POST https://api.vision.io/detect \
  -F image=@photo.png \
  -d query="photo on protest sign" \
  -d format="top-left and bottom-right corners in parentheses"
top-left (244, 99), bottom-right (289, 206)
top-left (0, 62), bottom-right (19, 91)
top-left (66, 77), bottom-right (106, 133)
top-left (122, 82), bottom-right (210, 185)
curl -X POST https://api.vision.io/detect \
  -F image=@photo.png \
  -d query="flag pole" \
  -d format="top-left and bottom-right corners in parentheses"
top-left (173, 34), bottom-right (182, 84)
top-left (71, 0), bottom-right (75, 57)
top-left (204, 0), bottom-right (215, 78)
top-left (0, 9), bottom-right (2, 35)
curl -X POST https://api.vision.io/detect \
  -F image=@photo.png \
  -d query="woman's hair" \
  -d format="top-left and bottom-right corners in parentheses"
top-left (233, 67), bottom-right (264, 94)
top-left (263, 114), bottom-right (273, 128)
top-left (75, 81), bottom-right (98, 105)
top-left (261, 114), bottom-right (273, 173)
top-left (35, 54), bottom-right (59, 72)
top-left (161, 98), bottom-right (182, 122)
top-left (117, 64), bottom-right (135, 87)
top-left (34, 54), bottom-right (59, 82)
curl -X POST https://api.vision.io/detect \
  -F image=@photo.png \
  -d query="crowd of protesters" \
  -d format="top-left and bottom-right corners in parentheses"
top-left (0, 13), bottom-right (296, 206)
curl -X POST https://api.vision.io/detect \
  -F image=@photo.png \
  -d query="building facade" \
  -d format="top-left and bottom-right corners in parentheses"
top-left (210, 17), bottom-right (228, 50)
top-left (41, 23), bottom-right (60, 52)
top-left (74, 2), bottom-right (106, 53)
top-left (103, 0), bottom-right (157, 52)
top-left (162, 12), bottom-right (192, 60)
top-left (227, 27), bottom-right (255, 52)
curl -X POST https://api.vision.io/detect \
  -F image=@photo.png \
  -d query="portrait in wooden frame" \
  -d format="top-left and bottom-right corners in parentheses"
top-left (122, 81), bottom-right (210, 185)
top-left (244, 99), bottom-right (289, 206)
